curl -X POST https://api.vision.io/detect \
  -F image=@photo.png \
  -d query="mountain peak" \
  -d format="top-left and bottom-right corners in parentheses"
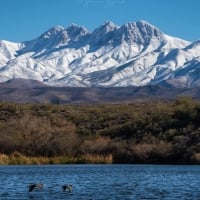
top-left (117, 20), bottom-right (163, 45)
top-left (40, 26), bottom-right (65, 39)
top-left (124, 20), bottom-right (162, 36)
top-left (65, 23), bottom-right (89, 37)
top-left (92, 21), bottom-right (118, 35)
top-left (103, 21), bottom-right (118, 29)
top-left (89, 21), bottom-right (118, 46)
top-left (136, 20), bottom-right (153, 26)
top-left (136, 20), bottom-right (162, 37)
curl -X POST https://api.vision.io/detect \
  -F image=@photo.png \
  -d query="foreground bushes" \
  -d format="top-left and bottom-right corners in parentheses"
top-left (0, 97), bottom-right (200, 164)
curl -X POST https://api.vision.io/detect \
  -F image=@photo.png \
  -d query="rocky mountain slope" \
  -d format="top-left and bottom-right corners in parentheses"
top-left (0, 20), bottom-right (200, 88)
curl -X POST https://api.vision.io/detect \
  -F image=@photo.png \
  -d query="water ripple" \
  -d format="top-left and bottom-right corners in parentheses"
top-left (0, 165), bottom-right (200, 199)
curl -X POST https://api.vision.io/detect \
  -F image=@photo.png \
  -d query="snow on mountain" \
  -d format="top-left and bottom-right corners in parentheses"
top-left (0, 40), bottom-right (21, 66)
top-left (0, 20), bottom-right (200, 88)
top-left (17, 24), bottom-right (89, 57)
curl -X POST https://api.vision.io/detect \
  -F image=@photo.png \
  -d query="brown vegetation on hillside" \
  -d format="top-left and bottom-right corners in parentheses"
top-left (0, 97), bottom-right (200, 164)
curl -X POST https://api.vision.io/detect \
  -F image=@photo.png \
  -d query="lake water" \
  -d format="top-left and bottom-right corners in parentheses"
top-left (0, 164), bottom-right (200, 199)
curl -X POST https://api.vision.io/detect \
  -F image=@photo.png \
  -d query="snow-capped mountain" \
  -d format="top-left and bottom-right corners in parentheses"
top-left (0, 20), bottom-right (200, 87)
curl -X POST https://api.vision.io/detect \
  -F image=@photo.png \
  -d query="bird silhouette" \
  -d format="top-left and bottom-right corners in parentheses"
top-left (62, 184), bottom-right (72, 192)
top-left (28, 183), bottom-right (44, 192)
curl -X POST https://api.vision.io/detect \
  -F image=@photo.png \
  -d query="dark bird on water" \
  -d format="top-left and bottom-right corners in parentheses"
top-left (28, 183), bottom-right (44, 192)
top-left (62, 184), bottom-right (73, 192)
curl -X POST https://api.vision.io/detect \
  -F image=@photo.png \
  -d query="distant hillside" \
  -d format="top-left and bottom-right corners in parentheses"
top-left (0, 79), bottom-right (200, 103)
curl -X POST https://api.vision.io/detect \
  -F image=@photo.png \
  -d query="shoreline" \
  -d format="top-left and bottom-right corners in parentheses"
top-left (1, 153), bottom-right (200, 165)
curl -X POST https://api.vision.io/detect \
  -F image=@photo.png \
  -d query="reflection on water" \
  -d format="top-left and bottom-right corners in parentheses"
top-left (0, 165), bottom-right (200, 199)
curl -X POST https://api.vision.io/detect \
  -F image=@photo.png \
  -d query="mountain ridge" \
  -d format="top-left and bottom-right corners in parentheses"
top-left (0, 20), bottom-right (200, 88)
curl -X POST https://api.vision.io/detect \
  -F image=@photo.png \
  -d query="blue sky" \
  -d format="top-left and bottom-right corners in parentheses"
top-left (0, 0), bottom-right (200, 42)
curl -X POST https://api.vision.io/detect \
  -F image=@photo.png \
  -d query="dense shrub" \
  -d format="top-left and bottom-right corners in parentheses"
top-left (0, 98), bottom-right (200, 164)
